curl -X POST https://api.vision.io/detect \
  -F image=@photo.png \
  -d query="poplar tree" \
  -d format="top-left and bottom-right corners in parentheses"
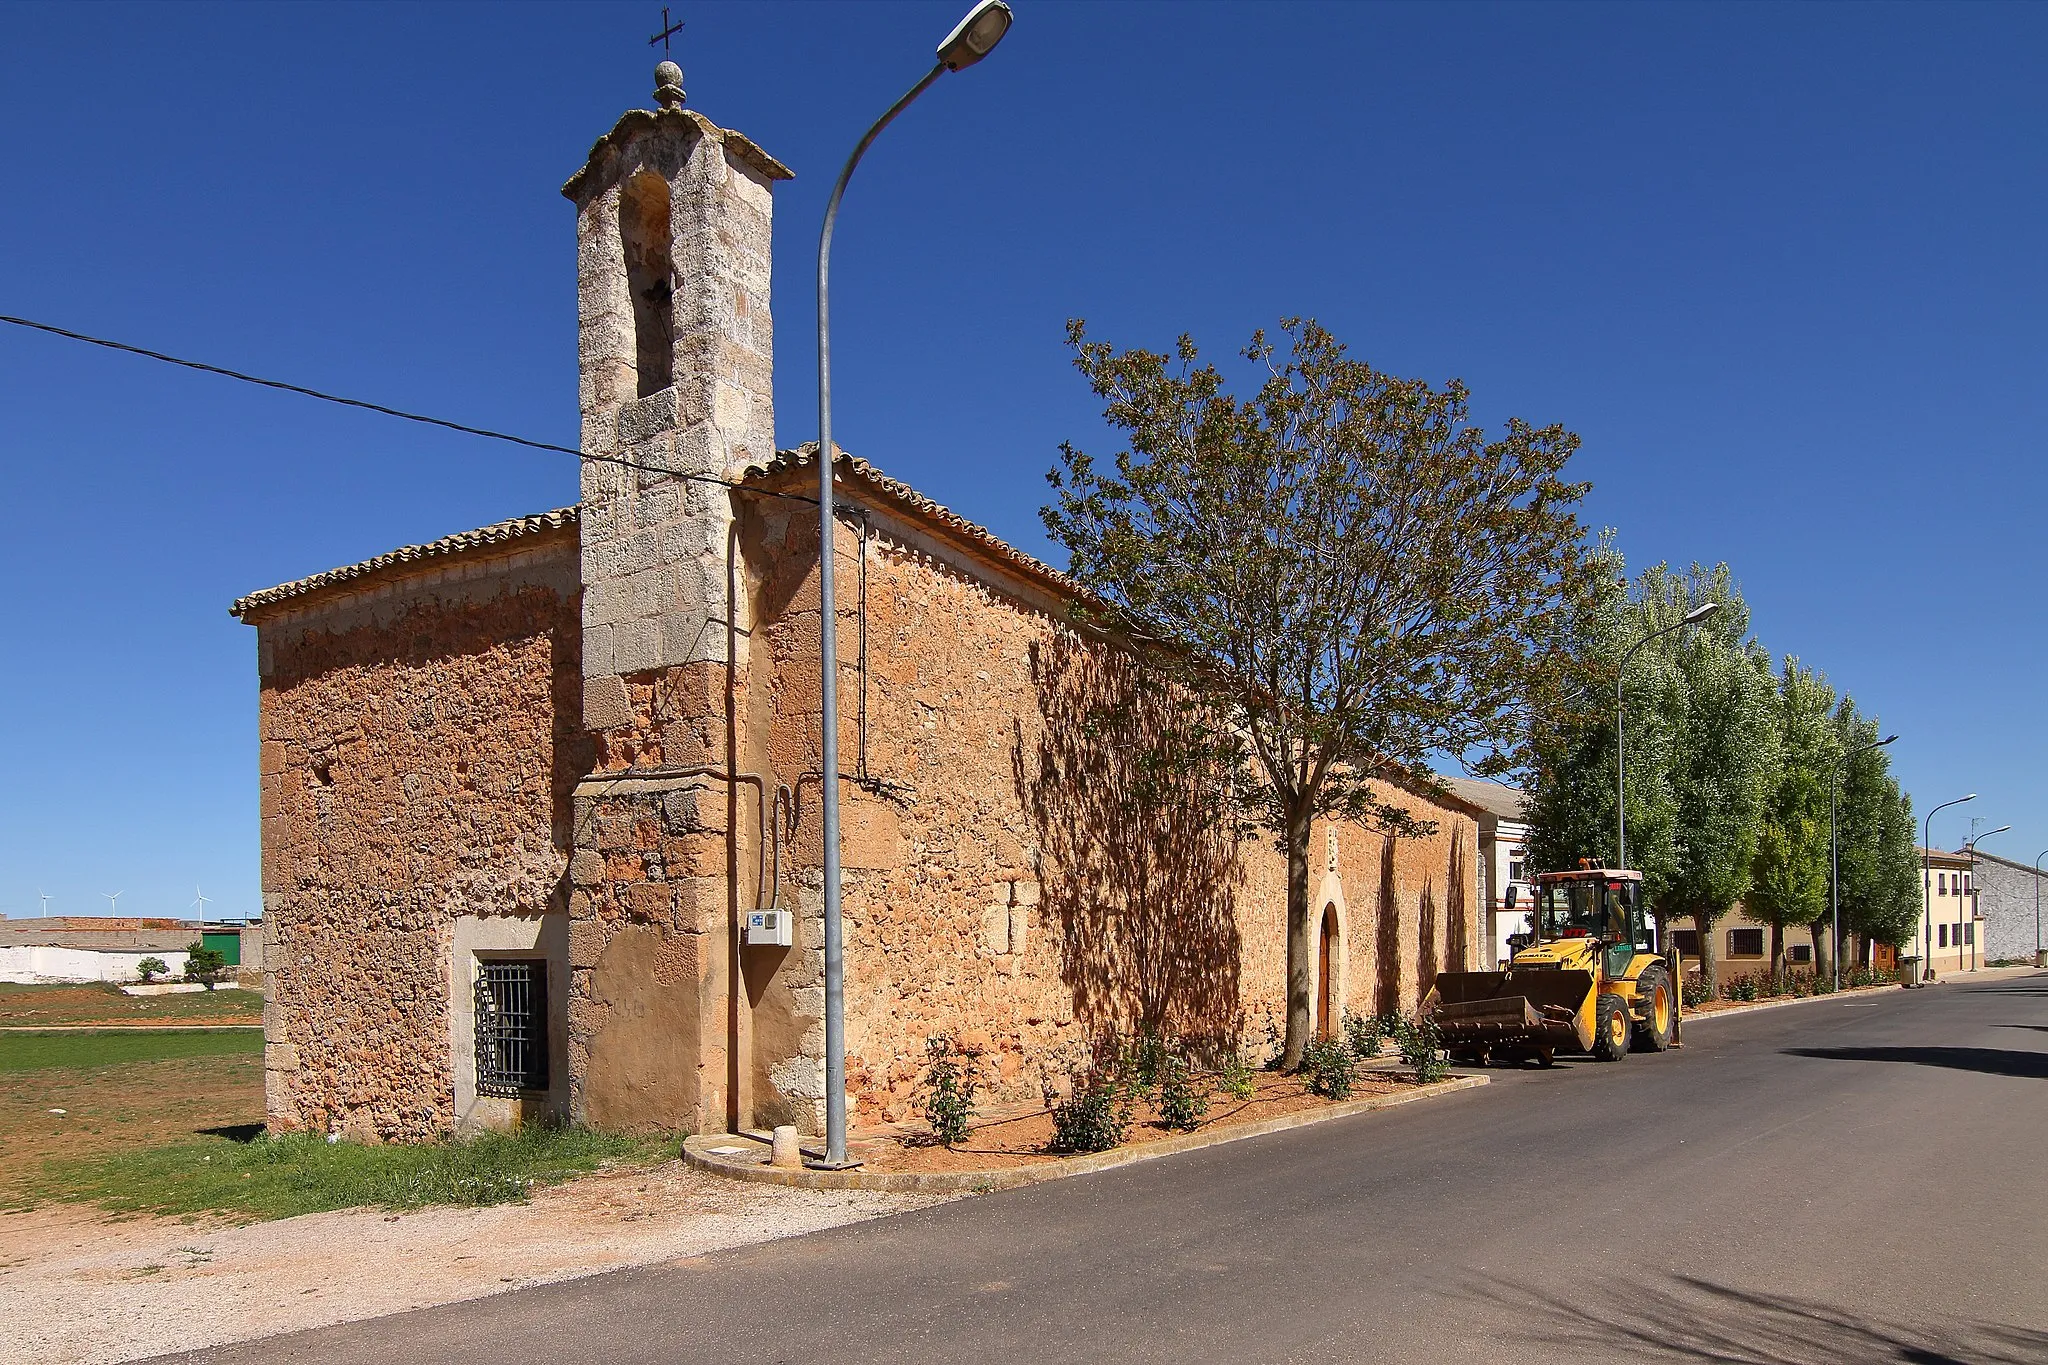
top-left (1526, 562), bottom-right (1779, 982)
top-left (1833, 698), bottom-right (1921, 962)
top-left (1748, 659), bottom-right (1839, 973)
top-left (1044, 318), bottom-right (1593, 1069)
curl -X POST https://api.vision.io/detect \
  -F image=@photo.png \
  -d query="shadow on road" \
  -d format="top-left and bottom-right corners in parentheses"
top-left (1463, 1272), bottom-right (2048, 1363)
top-left (1783, 1045), bottom-right (2048, 1079)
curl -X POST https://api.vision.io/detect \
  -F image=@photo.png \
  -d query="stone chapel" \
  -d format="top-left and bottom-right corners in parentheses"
top-left (231, 65), bottom-right (1483, 1142)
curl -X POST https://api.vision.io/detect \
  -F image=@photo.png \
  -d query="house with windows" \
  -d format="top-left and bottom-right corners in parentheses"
top-left (230, 64), bottom-right (1483, 1145)
top-left (1916, 846), bottom-right (1986, 977)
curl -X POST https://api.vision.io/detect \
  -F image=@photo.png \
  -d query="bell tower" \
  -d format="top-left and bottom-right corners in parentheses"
top-left (559, 63), bottom-right (793, 1132)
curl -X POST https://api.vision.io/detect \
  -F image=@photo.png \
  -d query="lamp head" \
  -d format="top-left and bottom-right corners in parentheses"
top-left (1878, 734), bottom-right (1898, 746)
top-left (1682, 602), bottom-right (1719, 625)
top-left (938, 0), bottom-right (1013, 71)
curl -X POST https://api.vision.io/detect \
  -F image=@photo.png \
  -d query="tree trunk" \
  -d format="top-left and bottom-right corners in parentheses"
top-left (1692, 910), bottom-right (1718, 986)
top-left (1281, 809), bottom-right (1315, 1071)
top-left (1769, 920), bottom-right (1785, 977)
top-left (1808, 921), bottom-right (1828, 979)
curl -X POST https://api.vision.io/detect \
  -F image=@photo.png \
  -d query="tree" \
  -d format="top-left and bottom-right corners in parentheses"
top-left (183, 942), bottom-right (228, 991)
top-left (1833, 697), bottom-right (1920, 962)
top-left (135, 956), bottom-right (168, 985)
top-left (1044, 318), bottom-right (1593, 1068)
top-left (1525, 561), bottom-right (1779, 983)
top-left (1747, 659), bottom-right (1838, 974)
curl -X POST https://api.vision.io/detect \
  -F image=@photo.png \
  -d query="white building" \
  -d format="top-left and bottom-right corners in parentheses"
top-left (1435, 777), bottom-right (1533, 969)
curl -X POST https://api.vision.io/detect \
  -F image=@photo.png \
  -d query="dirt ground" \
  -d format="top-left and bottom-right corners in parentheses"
top-left (0, 983), bottom-right (262, 1029)
top-left (0, 1160), bottom-right (946, 1365)
top-left (0, 1039), bottom-right (262, 1200)
top-left (850, 1068), bottom-right (1418, 1174)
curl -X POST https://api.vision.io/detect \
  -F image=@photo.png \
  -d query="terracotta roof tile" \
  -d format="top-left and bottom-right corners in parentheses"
top-left (229, 507), bottom-right (578, 620)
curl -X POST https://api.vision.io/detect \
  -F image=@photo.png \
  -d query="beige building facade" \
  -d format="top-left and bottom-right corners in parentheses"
top-left (232, 69), bottom-right (1482, 1144)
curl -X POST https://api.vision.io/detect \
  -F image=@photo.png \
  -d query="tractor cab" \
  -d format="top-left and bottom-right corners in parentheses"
top-left (1532, 867), bottom-right (1648, 979)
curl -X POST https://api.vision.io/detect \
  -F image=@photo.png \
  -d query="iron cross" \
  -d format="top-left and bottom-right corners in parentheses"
top-left (649, 7), bottom-right (684, 53)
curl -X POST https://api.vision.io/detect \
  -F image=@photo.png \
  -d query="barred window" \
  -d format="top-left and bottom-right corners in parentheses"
top-left (475, 960), bottom-right (548, 1096)
top-left (1728, 928), bottom-right (1765, 958)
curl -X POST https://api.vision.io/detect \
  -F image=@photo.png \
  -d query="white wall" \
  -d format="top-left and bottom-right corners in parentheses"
top-left (0, 945), bottom-right (191, 984)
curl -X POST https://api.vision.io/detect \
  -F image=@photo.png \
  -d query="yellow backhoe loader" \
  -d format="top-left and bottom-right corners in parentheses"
top-left (1426, 866), bottom-right (1677, 1066)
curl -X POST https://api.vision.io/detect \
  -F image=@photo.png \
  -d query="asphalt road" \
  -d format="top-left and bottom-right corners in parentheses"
top-left (169, 974), bottom-right (2048, 1364)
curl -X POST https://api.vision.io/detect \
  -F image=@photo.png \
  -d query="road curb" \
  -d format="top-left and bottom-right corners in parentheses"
top-left (683, 1073), bottom-right (1490, 1193)
top-left (1682, 966), bottom-right (2044, 1026)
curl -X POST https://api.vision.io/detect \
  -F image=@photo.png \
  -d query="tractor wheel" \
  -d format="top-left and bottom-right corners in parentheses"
top-left (1452, 1047), bottom-right (1489, 1068)
top-left (1632, 965), bottom-right (1676, 1053)
top-left (1591, 993), bottom-right (1632, 1062)
top-left (1533, 1047), bottom-right (1555, 1068)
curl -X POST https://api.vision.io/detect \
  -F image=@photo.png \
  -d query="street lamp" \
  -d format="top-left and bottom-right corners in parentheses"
top-left (1828, 733), bottom-right (1895, 991)
top-left (814, 0), bottom-right (1014, 1170)
top-left (2033, 850), bottom-right (2047, 970)
top-left (1963, 825), bottom-right (2008, 973)
top-left (1616, 601), bottom-right (1717, 872)
top-left (1922, 793), bottom-right (1976, 982)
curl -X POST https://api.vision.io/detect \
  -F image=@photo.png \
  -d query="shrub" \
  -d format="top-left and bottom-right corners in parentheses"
top-left (917, 1033), bottom-right (979, 1148)
top-left (1121, 1027), bottom-right (1173, 1099)
top-left (1399, 1014), bottom-right (1449, 1084)
top-left (1341, 1011), bottom-right (1383, 1060)
top-left (1049, 1070), bottom-right (1131, 1154)
top-left (1681, 974), bottom-right (1715, 1010)
top-left (182, 944), bottom-right (228, 991)
top-left (1154, 1054), bottom-right (1210, 1132)
top-left (1727, 973), bottom-right (1759, 1003)
top-left (1215, 1052), bottom-right (1258, 1101)
top-left (1298, 1036), bottom-right (1356, 1100)
top-left (135, 957), bottom-right (169, 985)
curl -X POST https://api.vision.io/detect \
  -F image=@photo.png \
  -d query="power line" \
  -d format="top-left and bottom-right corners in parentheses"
top-left (0, 313), bottom-right (817, 506)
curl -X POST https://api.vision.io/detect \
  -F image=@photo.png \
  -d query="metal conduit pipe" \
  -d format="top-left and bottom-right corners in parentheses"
top-left (584, 763), bottom-right (786, 911)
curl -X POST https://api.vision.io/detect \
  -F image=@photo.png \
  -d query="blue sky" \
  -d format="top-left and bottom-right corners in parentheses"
top-left (2, 1), bottom-right (2043, 921)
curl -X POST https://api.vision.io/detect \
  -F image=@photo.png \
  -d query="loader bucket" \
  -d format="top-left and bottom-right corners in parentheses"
top-left (1429, 969), bottom-right (1598, 1055)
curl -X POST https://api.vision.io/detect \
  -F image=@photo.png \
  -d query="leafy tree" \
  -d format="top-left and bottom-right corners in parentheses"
top-left (183, 942), bottom-right (228, 991)
top-left (1044, 318), bottom-right (1593, 1067)
top-left (1658, 566), bottom-right (1781, 982)
top-left (135, 956), bottom-right (168, 985)
top-left (1747, 659), bottom-right (1839, 973)
top-left (1832, 697), bottom-right (1920, 962)
top-left (1526, 561), bottom-right (1779, 981)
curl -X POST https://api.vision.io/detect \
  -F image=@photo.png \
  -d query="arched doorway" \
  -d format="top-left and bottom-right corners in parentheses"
top-left (1317, 903), bottom-right (1339, 1038)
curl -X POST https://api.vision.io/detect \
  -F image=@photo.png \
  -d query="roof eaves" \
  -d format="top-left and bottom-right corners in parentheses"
top-left (229, 507), bottom-right (579, 621)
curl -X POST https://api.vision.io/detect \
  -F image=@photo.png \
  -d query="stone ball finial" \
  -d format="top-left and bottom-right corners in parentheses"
top-left (654, 61), bottom-right (686, 109)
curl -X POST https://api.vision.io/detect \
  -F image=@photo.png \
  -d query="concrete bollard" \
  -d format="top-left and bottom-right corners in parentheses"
top-left (770, 1125), bottom-right (803, 1169)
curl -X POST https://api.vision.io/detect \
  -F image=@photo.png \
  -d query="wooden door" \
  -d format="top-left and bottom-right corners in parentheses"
top-left (1317, 905), bottom-right (1336, 1038)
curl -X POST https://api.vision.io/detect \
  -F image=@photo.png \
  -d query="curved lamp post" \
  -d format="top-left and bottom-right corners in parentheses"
top-left (1616, 601), bottom-right (1718, 872)
top-left (1963, 825), bottom-right (2008, 973)
top-left (1829, 733), bottom-right (1895, 991)
top-left (2034, 849), bottom-right (2047, 969)
top-left (815, 0), bottom-right (1014, 1168)
top-left (1922, 793), bottom-right (1976, 981)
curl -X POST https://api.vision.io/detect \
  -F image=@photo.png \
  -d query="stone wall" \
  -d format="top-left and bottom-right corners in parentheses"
top-left (249, 531), bottom-right (584, 1140)
top-left (1969, 850), bottom-right (2046, 964)
top-left (739, 474), bottom-right (1480, 1130)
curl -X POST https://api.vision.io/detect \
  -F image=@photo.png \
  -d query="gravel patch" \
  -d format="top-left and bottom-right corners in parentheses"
top-left (0, 1161), bottom-right (948, 1364)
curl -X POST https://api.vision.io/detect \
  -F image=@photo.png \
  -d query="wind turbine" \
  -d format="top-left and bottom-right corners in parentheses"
top-left (38, 889), bottom-right (51, 916)
top-left (103, 890), bottom-right (124, 915)
top-left (192, 886), bottom-right (211, 923)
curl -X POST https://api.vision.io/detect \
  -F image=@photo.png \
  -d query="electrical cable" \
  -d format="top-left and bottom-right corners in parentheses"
top-left (0, 313), bottom-right (818, 506)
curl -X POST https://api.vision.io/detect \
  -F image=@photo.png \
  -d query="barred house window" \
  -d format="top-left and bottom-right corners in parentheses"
top-left (1728, 928), bottom-right (1765, 958)
top-left (1789, 945), bottom-right (1813, 964)
top-left (475, 960), bottom-right (549, 1096)
top-left (1672, 929), bottom-right (1701, 957)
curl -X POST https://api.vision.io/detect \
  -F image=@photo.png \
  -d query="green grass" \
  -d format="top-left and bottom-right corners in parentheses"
top-left (24, 1125), bottom-right (666, 1222)
top-left (0, 1029), bottom-right (263, 1072)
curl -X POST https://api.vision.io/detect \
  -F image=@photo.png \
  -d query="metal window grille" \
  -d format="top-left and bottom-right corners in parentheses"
top-left (475, 960), bottom-right (548, 1096)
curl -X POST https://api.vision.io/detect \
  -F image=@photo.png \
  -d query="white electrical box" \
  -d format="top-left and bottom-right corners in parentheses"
top-left (745, 909), bottom-right (793, 947)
